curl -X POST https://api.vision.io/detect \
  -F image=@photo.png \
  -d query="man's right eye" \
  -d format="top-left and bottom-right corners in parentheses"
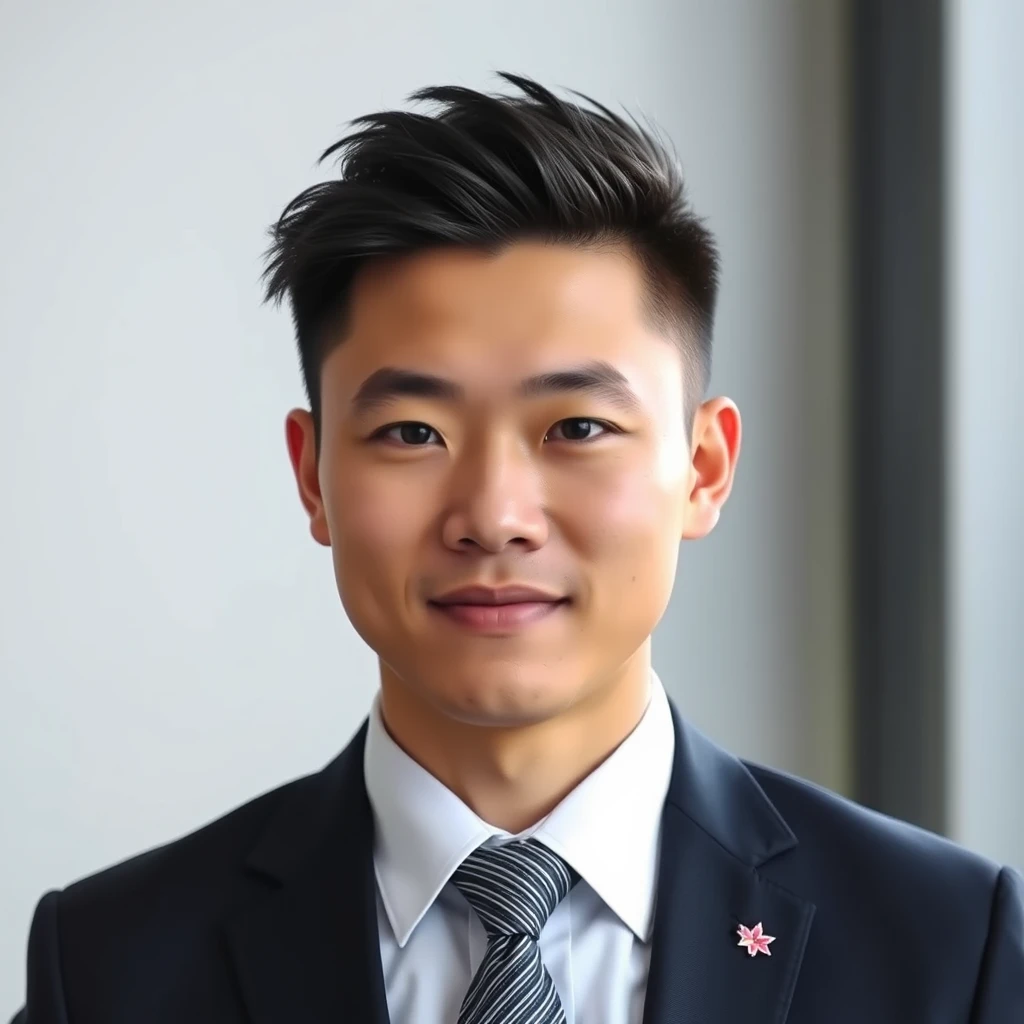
top-left (370, 422), bottom-right (440, 446)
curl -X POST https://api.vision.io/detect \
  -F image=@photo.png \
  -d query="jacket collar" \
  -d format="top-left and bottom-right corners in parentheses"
top-left (640, 703), bottom-right (814, 1024)
top-left (663, 701), bottom-right (797, 866)
top-left (223, 697), bottom-right (815, 1024)
top-left (223, 723), bottom-right (390, 1024)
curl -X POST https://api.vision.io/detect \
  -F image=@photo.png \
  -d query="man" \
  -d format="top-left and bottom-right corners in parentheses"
top-left (11, 73), bottom-right (1023, 1024)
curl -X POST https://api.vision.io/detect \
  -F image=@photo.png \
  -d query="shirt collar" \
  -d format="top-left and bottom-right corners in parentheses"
top-left (363, 668), bottom-right (675, 947)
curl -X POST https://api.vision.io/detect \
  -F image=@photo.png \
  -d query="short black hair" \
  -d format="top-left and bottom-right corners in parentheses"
top-left (260, 72), bottom-right (720, 451)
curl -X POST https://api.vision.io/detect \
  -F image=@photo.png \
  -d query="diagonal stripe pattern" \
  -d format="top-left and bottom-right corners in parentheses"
top-left (451, 839), bottom-right (580, 1024)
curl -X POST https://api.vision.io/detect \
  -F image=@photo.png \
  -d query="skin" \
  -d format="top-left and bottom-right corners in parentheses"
top-left (286, 241), bottom-right (741, 833)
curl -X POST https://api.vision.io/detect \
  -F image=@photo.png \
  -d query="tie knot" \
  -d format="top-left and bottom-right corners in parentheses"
top-left (451, 838), bottom-right (579, 941)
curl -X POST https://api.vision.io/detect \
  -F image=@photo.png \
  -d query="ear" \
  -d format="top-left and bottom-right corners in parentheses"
top-left (681, 397), bottom-right (742, 540)
top-left (285, 409), bottom-right (331, 547)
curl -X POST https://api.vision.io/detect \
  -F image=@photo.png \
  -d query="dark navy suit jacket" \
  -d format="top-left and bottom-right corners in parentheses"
top-left (11, 702), bottom-right (1024, 1022)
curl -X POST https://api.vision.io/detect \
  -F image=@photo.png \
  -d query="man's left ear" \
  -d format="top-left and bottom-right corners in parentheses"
top-left (681, 397), bottom-right (742, 540)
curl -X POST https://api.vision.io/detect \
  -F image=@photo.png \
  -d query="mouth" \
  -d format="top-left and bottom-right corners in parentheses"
top-left (427, 597), bottom-right (571, 634)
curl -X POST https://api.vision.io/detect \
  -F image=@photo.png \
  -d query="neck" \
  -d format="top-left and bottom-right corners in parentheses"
top-left (377, 646), bottom-right (653, 834)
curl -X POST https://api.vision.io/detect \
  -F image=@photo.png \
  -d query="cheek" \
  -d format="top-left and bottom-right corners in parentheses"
top-left (328, 469), bottom-right (427, 574)
top-left (325, 470), bottom-right (431, 642)
top-left (562, 464), bottom-right (684, 622)
top-left (562, 469), bottom-right (682, 641)
top-left (565, 464), bottom-right (682, 557)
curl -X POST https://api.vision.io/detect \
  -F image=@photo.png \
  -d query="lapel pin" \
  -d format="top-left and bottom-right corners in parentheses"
top-left (737, 922), bottom-right (775, 957)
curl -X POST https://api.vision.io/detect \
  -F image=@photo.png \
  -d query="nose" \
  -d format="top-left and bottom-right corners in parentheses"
top-left (440, 435), bottom-right (549, 554)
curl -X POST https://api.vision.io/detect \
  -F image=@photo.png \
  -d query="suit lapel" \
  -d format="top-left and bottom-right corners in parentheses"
top-left (218, 700), bottom-right (813, 1024)
top-left (643, 705), bottom-right (816, 1024)
top-left (222, 723), bottom-right (390, 1024)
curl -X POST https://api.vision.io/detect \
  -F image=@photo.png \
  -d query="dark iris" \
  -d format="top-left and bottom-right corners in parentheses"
top-left (559, 419), bottom-right (596, 441)
top-left (399, 423), bottom-right (433, 445)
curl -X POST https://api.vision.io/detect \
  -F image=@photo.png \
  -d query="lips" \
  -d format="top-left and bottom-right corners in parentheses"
top-left (428, 584), bottom-right (569, 633)
top-left (429, 599), bottom-right (567, 632)
top-left (430, 584), bottom-right (566, 607)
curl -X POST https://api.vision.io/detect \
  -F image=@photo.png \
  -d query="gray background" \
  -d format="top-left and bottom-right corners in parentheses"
top-left (1, 0), bottom-right (1019, 1013)
top-left (945, 0), bottom-right (1024, 868)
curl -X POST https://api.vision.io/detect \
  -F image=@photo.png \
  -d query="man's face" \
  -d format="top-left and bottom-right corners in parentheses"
top-left (290, 242), bottom-right (726, 728)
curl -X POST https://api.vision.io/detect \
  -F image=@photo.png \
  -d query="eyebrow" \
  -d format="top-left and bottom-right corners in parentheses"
top-left (350, 359), bottom-right (642, 416)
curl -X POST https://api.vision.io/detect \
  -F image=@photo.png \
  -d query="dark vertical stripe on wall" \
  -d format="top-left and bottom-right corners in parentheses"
top-left (849, 1), bottom-right (948, 834)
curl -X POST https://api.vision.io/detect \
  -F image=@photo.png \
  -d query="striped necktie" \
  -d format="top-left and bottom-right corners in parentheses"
top-left (451, 838), bottom-right (580, 1024)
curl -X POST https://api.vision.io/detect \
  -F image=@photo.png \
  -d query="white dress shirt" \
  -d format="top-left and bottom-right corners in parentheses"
top-left (363, 668), bottom-right (676, 1024)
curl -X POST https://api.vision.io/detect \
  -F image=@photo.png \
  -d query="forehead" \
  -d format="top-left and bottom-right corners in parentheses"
top-left (324, 241), bottom-right (683, 399)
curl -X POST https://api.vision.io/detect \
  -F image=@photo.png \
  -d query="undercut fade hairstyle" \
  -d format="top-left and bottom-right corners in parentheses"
top-left (260, 72), bottom-right (720, 455)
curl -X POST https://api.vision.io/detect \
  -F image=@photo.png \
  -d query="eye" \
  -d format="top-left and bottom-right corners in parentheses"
top-left (371, 422), bottom-right (441, 446)
top-left (369, 417), bottom-right (618, 447)
top-left (545, 418), bottom-right (615, 443)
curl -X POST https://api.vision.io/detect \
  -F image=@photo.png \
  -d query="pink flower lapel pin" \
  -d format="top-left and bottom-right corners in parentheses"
top-left (737, 921), bottom-right (775, 957)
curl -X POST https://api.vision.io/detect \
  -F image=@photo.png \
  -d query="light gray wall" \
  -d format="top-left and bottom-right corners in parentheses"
top-left (0, 0), bottom-right (850, 1010)
top-left (946, 0), bottom-right (1024, 868)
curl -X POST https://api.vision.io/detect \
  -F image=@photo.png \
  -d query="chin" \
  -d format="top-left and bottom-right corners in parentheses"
top-left (427, 667), bottom-right (581, 728)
